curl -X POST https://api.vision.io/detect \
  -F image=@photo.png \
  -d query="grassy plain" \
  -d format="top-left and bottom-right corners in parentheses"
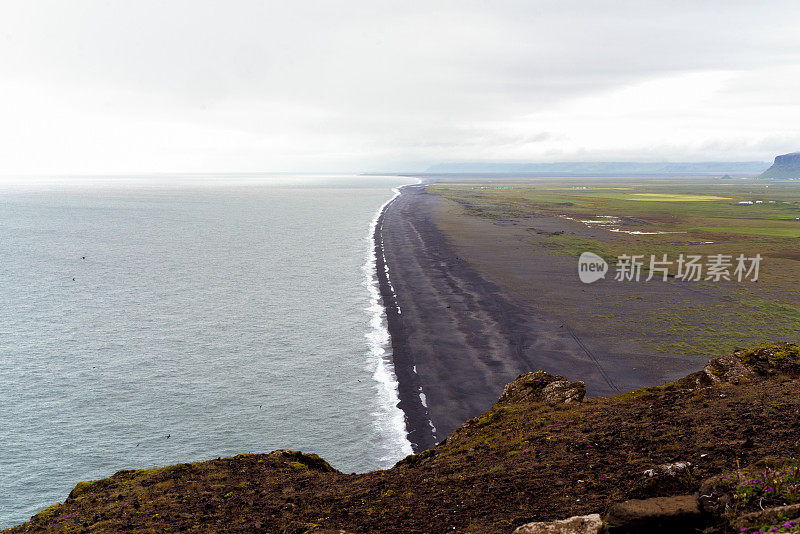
top-left (427, 176), bottom-right (800, 360)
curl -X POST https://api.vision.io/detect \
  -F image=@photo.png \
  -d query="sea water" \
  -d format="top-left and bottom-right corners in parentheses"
top-left (0, 173), bottom-right (413, 528)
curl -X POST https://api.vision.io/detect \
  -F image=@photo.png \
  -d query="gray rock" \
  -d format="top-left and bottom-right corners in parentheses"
top-left (642, 461), bottom-right (691, 480)
top-left (701, 352), bottom-right (757, 384)
top-left (681, 352), bottom-right (755, 390)
top-left (499, 371), bottom-right (585, 406)
top-left (541, 380), bottom-right (586, 405)
top-left (635, 462), bottom-right (693, 496)
top-left (513, 514), bottom-right (603, 534)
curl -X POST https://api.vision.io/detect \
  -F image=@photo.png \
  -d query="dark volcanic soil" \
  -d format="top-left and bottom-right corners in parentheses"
top-left (376, 184), bottom-right (697, 451)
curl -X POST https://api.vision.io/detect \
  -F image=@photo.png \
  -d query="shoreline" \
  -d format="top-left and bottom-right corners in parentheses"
top-left (364, 184), bottom-right (415, 463)
top-left (377, 182), bottom-right (703, 453)
top-left (373, 182), bottom-right (435, 452)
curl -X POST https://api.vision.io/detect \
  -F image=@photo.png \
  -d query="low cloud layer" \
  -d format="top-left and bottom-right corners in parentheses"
top-left (1, 1), bottom-right (799, 174)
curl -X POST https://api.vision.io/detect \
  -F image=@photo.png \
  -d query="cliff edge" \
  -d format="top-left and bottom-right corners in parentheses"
top-left (5, 343), bottom-right (800, 534)
top-left (759, 152), bottom-right (800, 179)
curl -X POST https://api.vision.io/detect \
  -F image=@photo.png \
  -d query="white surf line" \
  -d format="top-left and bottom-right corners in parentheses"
top-left (375, 178), bottom-right (438, 445)
top-left (363, 179), bottom-right (420, 464)
top-left (379, 234), bottom-right (401, 315)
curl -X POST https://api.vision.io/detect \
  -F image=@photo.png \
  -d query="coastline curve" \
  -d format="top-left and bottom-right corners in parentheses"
top-left (363, 180), bottom-right (418, 463)
top-left (372, 181), bottom-right (438, 452)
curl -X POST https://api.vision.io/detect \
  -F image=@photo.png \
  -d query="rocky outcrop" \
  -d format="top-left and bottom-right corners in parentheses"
top-left (267, 450), bottom-right (337, 472)
top-left (498, 371), bottom-right (586, 405)
top-left (760, 152), bottom-right (800, 178)
top-left (634, 462), bottom-right (694, 497)
top-left (444, 371), bottom-right (585, 446)
top-left (679, 343), bottom-right (800, 389)
top-left (513, 514), bottom-right (603, 534)
top-left (682, 350), bottom-right (757, 388)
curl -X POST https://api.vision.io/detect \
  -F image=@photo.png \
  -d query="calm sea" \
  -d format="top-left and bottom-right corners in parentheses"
top-left (0, 174), bottom-right (413, 528)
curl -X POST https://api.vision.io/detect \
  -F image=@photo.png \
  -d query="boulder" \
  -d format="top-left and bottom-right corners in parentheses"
top-left (513, 514), bottom-right (603, 534)
top-left (542, 380), bottom-right (586, 405)
top-left (679, 344), bottom-right (799, 391)
top-left (499, 371), bottom-right (585, 406)
top-left (692, 352), bottom-right (756, 387)
top-left (605, 495), bottom-right (703, 533)
top-left (642, 461), bottom-right (691, 480)
top-left (635, 462), bottom-right (693, 496)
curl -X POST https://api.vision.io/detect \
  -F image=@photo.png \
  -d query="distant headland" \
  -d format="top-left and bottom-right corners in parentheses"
top-left (425, 161), bottom-right (770, 174)
top-left (759, 152), bottom-right (800, 179)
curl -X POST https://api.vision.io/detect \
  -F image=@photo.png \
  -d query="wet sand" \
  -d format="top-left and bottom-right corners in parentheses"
top-left (376, 184), bottom-right (701, 452)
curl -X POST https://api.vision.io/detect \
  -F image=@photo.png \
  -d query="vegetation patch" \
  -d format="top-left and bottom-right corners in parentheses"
top-left (693, 226), bottom-right (800, 238)
top-left (625, 193), bottom-right (732, 201)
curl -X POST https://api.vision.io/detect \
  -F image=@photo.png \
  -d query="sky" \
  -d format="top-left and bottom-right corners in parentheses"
top-left (1, 0), bottom-right (799, 175)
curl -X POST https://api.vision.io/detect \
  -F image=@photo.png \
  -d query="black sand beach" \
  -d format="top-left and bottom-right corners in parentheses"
top-left (376, 183), bottom-right (701, 452)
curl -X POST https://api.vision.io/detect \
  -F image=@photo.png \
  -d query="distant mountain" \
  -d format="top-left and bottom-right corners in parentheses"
top-left (425, 161), bottom-right (770, 174)
top-left (759, 152), bottom-right (800, 179)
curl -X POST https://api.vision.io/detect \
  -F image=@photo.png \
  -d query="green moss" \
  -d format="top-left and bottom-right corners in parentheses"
top-left (288, 461), bottom-right (309, 471)
top-left (163, 463), bottom-right (189, 473)
top-left (32, 502), bottom-right (62, 522)
top-left (738, 342), bottom-right (800, 371)
top-left (69, 480), bottom-right (97, 499)
top-left (397, 448), bottom-right (438, 467)
top-left (474, 407), bottom-right (514, 428)
top-left (273, 450), bottom-right (336, 472)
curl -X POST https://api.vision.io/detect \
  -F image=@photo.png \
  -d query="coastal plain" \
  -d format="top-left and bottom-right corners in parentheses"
top-left (376, 183), bottom-right (696, 451)
top-left (426, 176), bottom-right (800, 363)
top-left (379, 174), bottom-right (800, 448)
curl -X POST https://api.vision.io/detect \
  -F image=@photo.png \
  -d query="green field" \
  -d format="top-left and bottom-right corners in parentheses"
top-left (429, 177), bottom-right (800, 246)
top-left (427, 176), bottom-right (800, 358)
top-left (625, 193), bottom-right (731, 201)
top-left (693, 226), bottom-right (800, 237)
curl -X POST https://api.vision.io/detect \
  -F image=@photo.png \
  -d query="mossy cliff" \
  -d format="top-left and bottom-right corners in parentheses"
top-left (5, 343), bottom-right (800, 533)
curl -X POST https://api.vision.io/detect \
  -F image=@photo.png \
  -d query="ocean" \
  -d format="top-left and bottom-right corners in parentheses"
top-left (0, 173), bottom-right (413, 528)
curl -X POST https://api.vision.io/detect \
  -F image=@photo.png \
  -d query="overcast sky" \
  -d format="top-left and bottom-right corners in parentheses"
top-left (1, 0), bottom-right (799, 174)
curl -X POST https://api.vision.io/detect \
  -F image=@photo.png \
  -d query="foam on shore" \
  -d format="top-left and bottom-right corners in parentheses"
top-left (363, 182), bottom-right (419, 465)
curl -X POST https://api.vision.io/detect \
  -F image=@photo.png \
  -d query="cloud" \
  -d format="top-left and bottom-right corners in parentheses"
top-left (0, 0), bottom-right (799, 173)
